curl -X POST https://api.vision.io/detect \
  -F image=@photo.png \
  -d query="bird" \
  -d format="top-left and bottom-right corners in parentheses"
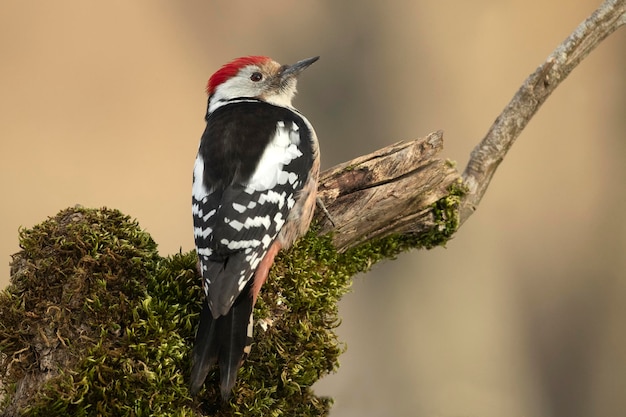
top-left (190, 55), bottom-right (320, 399)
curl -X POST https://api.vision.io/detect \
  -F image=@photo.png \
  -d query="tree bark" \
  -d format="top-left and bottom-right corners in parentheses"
top-left (313, 131), bottom-right (461, 252)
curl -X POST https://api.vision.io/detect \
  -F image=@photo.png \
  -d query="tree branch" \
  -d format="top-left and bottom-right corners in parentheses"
top-left (307, 0), bottom-right (625, 249)
top-left (459, 0), bottom-right (626, 224)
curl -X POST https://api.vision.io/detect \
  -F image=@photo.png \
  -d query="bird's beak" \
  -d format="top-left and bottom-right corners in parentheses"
top-left (281, 56), bottom-right (319, 79)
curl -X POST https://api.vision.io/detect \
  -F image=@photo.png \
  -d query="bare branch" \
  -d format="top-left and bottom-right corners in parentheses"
top-left (312, 0), bottom-right (626, 251)
top-left (460, 0), bottom-right (626, 224)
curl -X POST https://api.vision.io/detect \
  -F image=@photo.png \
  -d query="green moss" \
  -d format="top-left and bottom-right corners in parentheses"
top-left (0, 208), bottom-right (349, 416)
top-left (0, 208), bottom-right (198, 416)
top-left (195, 230), bottom-right (349, 416)
top-left (0, 186), bottom-right (464, 416)
top-left (416, 178), bottom-right (466, 249)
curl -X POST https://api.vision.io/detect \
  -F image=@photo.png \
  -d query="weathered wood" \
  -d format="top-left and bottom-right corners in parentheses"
top-left (314, 131), bottom-right (461, 251)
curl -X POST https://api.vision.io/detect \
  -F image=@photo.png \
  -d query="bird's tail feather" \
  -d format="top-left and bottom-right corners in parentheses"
top-left (217, 292), bottom-right (254, 399)
top-left (190, 291), bottom-right (254, 399)
top-left (189, 302), bottom-right (218, 396)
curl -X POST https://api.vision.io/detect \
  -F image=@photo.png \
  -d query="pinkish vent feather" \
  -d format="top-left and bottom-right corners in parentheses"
top-left (206, 56), bottom-right (271, 96)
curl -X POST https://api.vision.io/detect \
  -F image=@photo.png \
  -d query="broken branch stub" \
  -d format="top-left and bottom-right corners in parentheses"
top-left (314, 131), bottom-right (461, 252)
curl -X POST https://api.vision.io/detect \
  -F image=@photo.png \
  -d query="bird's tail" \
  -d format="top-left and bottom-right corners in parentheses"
top-left (190, 292), bottom-right (254, 399)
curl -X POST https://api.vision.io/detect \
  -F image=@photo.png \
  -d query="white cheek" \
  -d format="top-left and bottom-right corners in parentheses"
top-left (209, 76), bottom-right (264, 112)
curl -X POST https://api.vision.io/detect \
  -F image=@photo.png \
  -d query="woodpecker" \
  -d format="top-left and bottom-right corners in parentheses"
top-left (190, 55), bottom-right (320, 399)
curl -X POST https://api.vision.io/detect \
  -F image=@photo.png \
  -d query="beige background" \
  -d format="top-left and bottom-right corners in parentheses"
top-left (1, 1), bottom-right (625, 416)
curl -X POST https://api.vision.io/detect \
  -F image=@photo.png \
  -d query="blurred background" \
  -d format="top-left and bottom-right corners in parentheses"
top-left (1, 1), bottom-right (625, 416)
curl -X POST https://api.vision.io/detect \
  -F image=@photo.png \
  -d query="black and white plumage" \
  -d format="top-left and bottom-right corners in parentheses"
top-left (190, 56), bottom-right (320, 399)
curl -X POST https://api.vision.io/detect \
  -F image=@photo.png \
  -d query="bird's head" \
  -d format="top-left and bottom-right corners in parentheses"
top-left (206, 55), bottom-right (319, 112)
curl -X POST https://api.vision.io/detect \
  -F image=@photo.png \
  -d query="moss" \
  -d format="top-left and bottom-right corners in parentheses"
top-left (195, 230), bottom-right (349, 416)
top-left (0, 185), bottom-right (464, 416)
top-left (0, 207), bottom-right (198, 416)
top-left (415, 178), bottom-right (466, 249)
top-left (0, 208), bottom-right (349, 416)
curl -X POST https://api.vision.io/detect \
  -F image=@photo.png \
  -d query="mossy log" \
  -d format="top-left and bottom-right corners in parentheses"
top-left (0, 131), bottom-right (461, 416)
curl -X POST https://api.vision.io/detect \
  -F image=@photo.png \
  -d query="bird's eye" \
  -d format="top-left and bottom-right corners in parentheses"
top-left (250, 72), bottom-right (263, 82)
